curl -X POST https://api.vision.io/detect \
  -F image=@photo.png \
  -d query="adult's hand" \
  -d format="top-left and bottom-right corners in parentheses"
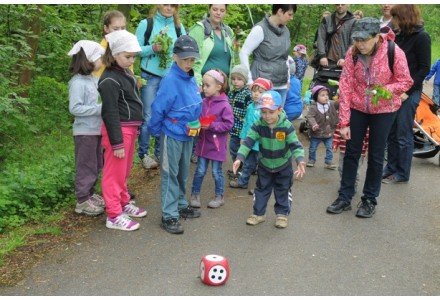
top-left (340, 126), bottom-right (351, 140)
top-left (337, 58), bottom-right (345, 67)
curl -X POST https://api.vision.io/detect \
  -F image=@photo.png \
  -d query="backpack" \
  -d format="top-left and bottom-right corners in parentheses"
top-left (353, 39), bottom-right (395, 74)
top-left (143, 17), bottom-right (182, 46)
top-left (200, 19), bottom-right (232, 39)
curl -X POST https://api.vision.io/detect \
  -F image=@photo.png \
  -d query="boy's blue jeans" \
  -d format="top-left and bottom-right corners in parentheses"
top-left (191, 157), bottom-right (224, 196)
top-left (159, 134), bottom-right (192, 220)
top-left (308, 137), bottom-right (333, 164)
top-left (229, 135), bottom-right (241, 162)
top-left (138, 71), bottom-right (161, 159)
top-left (237, 149), bottom-right (258, 186)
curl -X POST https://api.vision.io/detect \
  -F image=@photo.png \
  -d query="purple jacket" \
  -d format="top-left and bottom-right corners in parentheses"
top-left (195, 92), bottom-right (234, 162)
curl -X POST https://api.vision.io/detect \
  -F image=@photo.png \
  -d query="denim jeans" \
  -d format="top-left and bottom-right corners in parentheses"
top-left (229, 135), bottom-right (241, 162)
top-left (138, 71), bottom-right (162, 159)
top-left (433, 84), bottom-right (439, 106)
top-left (237, 149), bottom-right (258, 186)
top-left (308, 137), bottom-right (333, 164)
top-left (383, 89), bottom-right (422, 181)
top-left (273, 88), bottom-right (287, 107)
top-left (339, 109), bottom-right (396, 205)
top-left (191, 157), bottom-right (224, 196)
top-left (159, 134), bottom-right (192, 220)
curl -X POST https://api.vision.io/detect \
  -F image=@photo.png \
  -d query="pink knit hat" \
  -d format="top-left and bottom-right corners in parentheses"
top-left (293, 44), bottom-right (307, 55)
top-left (251, 78), bottom-right (273, 91)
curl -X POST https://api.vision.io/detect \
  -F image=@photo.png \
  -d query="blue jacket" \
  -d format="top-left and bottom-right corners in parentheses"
top-left (135, 11), bottom-right (186, 77)
top-left (425, 58), bottom-right (440, 85)
top-left (148, 63), bottom-right (202, 142)
top-left (284, 75), bottom-right (303, 121)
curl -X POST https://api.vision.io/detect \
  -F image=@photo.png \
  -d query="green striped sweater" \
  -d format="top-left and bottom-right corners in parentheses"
top-left (236, 112), bottom-right (305, 173)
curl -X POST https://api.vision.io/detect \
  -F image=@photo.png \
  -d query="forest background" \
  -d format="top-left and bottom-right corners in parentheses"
top-left (0, 4), bottom-right (439, 264)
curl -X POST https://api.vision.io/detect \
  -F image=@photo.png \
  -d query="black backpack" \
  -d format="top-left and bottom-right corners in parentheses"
top-left (353, 39), bottom-right (395, 74)
top-left (143, 17), bottom-right (182, 46)
top-left (200, 18), bottom-right (232, 39)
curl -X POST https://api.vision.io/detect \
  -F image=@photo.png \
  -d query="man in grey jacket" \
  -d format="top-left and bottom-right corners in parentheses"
top-left (315, 4), bottom-right (356, 69)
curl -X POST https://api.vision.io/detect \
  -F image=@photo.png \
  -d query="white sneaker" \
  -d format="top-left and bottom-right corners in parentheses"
top-left (142, 155), bottom-right (159, 169)
top-left (106, 214), bottom-right (140, 231)
top-left (123, 203), bottom-right (147, 217)
top-left (75, 199), bottom-right (104, 216)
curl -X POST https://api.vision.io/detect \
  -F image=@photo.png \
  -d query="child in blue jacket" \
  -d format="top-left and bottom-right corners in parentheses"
top-left (425, 58), bottom-right (440, 105)
top-left (284, 60), bottom-right (303, 121)
top-left (148, 35), bottom-right (202, 235)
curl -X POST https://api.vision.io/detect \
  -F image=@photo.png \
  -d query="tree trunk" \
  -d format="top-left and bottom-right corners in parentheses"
top-left (18, 4), bottom-right (43, 97)
top-left (117, 4), bottom-right (131, 24)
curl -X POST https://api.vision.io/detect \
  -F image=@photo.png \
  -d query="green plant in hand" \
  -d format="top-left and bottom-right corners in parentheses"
top-left (152, 26), bottom-right (173, 69)
top-left (367, 84), bottom-right (393, 106)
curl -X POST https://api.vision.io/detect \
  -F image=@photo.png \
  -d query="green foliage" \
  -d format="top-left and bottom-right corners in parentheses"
top-left (28, 76), bottom-right (71, 134)
top-left (0, 154), bottom-right (75, 233)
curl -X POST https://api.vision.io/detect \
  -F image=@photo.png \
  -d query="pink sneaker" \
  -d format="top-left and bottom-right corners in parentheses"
top-left (106, 214), bottom-right (139, 231)
top-left (123, 203), bottom-right (147, 218)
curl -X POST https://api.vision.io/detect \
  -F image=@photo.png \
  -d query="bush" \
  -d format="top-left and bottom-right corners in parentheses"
top-left (0, 154), bottom-right (75, 233)
top-left (28, 76), bottom-right (72, 134)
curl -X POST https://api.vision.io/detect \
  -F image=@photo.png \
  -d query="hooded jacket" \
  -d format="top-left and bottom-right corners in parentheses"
top-left (394, 25), bottom-right (431, 95)
top-left (188, 19), bottom-right (235, 86)
top-left (338, 30), bottom-right (414, 127)
top-left (194, 93), bottom-right (234, 162)
top-left (425, 58), bottom-right (440, 86)
top-left (135, 11), bottom-right (186, 77)
top-left (237, 111), bottom-right (304, 173)
top-left (148, 62), bottom-right (202, 142)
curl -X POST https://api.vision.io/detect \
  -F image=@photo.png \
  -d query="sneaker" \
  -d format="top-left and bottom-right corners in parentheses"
top-left (189, 194), bottom-right (201, 208)
top-left (356, 199), bottom-right (376, 218)
top-left (326, 198), bottom-right (352, 214)
top-left (75, 199), bottom-right (104, 216)
top-left (246, 214), bottom-right (266, 225)
top-left (106, 214), bottom-right (139, 231)
top-left (306, 160), bottom-right (315, 167)
top-left (381, 175), bottom-right (408, 184)
top-left (325, 163), bottom-right (337, 170)
top-left (123, 203), bottom-right (147, 218)
top-left (191, 154), bottom-right (198, 164)
top-left (207, 195), bottom-right (224, 208)
top-left (275, 214), bottom-right (288, 228)
top-left (161, 217), bottom-right (184, 234)
top-left (229, 179), bottom-right (248, 189)
top-left (179, 206), bottom-right (201, 219)
top-left (142, 154), bottom-right (159, 169)
top-left (90, 194), bottom-right (105, 208)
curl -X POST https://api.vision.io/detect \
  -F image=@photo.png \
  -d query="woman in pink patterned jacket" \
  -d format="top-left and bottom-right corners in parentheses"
top-left (326, 17), bottom-right (413, 218)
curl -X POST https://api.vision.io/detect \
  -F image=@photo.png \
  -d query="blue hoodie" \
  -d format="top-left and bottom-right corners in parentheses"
top-left (425, 58), bottom-right (440, 85)
top-left (148, 62), bottom-right (202, 142)
top-left (284, 75), bottom-right (303, 121)
top-left (135, 11), bottom-right (186, 77)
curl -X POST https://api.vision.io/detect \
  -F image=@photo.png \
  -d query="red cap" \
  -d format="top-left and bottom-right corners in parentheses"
top-left (252, 78), bottom-right (273, 91)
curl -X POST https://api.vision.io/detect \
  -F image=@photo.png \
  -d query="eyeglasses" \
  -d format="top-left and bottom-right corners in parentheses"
top-left (352, 37), bottom-right (373, 43)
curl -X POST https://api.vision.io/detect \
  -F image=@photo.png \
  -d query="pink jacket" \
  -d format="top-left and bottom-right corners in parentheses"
top-left (338, 30), bottom-right (414, 127)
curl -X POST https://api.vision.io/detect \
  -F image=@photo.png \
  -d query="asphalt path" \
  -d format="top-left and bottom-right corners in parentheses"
top-left (1, 69), bottom-right (439, 296)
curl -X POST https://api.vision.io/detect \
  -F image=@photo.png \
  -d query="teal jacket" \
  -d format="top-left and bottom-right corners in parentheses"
top-left (135, 12), bottom-right (186, 77)
top-left (188, 19), bottom-right (235, 86)
top-left (237, 111), bottom-right (305, 172)
top-left (239, 101), bottom-right (260, 151)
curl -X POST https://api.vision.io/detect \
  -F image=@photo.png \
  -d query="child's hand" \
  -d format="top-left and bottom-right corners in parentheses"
top-left (232, 159), bottom-right (242, 174)
top-left (114, 148), bottom-right (125, 159)
top-left (312, 124), bottom-right (319, 131)
top-left (294, 162), bottom-right (306, 178)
